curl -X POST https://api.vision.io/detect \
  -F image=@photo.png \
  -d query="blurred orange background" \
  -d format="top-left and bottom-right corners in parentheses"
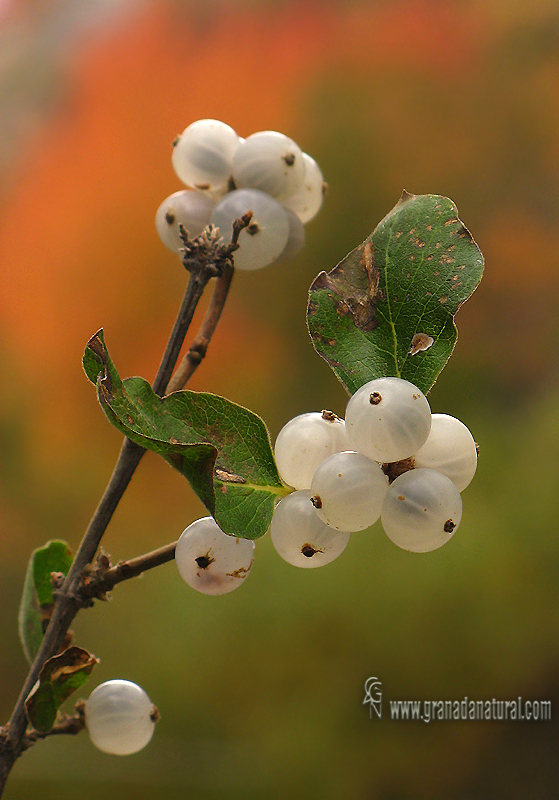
top-left (1, 1), bottom-right (558, 798)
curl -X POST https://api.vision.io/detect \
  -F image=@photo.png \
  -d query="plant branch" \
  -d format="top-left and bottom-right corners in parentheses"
top-left (24, 704), bottom-right (86, 746)
top-left (81, 542), bottom-right (178, 600)
top-left (152, 267), bottom-right (211, 395)
top-left (0, 218), bottom-right (250, 796)
top-left (165, 213), bottom-right (250, 394)
top-left (167, 264), bottom-right (234, 393)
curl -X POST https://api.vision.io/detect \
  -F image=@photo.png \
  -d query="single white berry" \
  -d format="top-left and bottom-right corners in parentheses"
top-left (155, 190), bottom-right (214, 252)
top-left (345, 377), bottom-right (431, 463)
top-left (175, 516), bottom-right (255, 595)
top-left (270, 490), bottom-right (350, 568)
top-left (310, 451), bottom-right (388, 532)
top-left (85, 680), bottom-right (156, 756)
top-left (172, 119), bottom-right (240, 194)
top-left (381, 468), bottom-right (462, 552)
top-left (281, 152), bottom-right (325, 223)
top-left (210, 188), bottom-right (289, 270)
top-left (412, 413), bottom-right (477, 492)
top-left (231, 131), bottom-right (306, 200)
top-left (274, 411), bottom-right (348, 490)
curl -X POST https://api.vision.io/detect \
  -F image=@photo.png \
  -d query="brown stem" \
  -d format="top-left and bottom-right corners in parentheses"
top-left (167, 264), bottom-right (234, 393)
top-left (152, 269), bottom-right (211, 396)
top-left (24, 705), bottom-right (86, 745)
top-left (83, 541), bottom-right (178, 599)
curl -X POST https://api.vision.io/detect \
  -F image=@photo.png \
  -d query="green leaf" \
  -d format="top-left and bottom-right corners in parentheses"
top-left (307, 191), bottom-right (484, 395)
top-left (25, 646), bottom-right (98, 734)
top-left (18, 540), bottom-right (74, 664)
top-left (83, 331), bottom-right (288, 540)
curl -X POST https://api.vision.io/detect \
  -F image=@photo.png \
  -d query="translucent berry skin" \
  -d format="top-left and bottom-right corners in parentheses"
top-left (231, 131), bottom-right (306, 200)
top-left (270, 490), bottom-right (350, 568)
top-left (85, 680), bottom-right (155, 756)
top-left (381, 468), bottom-right (462, 553)
top-left (412, 413), bottom-right (477, 492)
top-left (345, 377), bottom-right (432, 464)
top-left (310, 451), bottom-right (388, 532)
top-left (281, 153), bottom-right (325, 223)
top-left (210, 188), bottom-right (289, 270)
top-left (155, 190), bottom-right (214, 252)
top-left (274, 412), bottom-right (348, 490)
top-left (275, 208), bottom-right (305, 263)
top-left (175, 516), bottom-right (255, 595)
top-left (172, 119), bottom-right (240, 194)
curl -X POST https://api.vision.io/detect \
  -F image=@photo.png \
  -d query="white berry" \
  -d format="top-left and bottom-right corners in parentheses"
top-left (412, 413), bottom-right (477, 492)
top-left (85, 680), bottom-right (156, 756)
top-left (345, 377), bottom-right (431, 463)
top-left (381, 468), bottom-right (462, 552)
top-left (274, 411), bottom-right (348, 490)
top-left (172, 119), bottom-right (240, 194)
top-left (281, 152), bottom-right (325, 223)
top-left (175, 516), bottom-right (255, 595)
top-left (310, 451), bottom-right (388, 532)
top-left (270, 490), bottom-right (350, 568)
top-left (232, 131), bottom-right (306, 200)
top-left (210, 188), bottom-right (289, 270)
top-left (155, 190), bottom-right (214, 252)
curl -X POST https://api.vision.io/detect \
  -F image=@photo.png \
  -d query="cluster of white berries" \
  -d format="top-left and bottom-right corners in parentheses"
top-left (155, 119), bottom-right (325, 270)
top-left (84, 379), bottom-right (476, 756)
top-left (271, 376), bottom-right (478, 563)
top-left (172, 377), bottom-right (477, 604)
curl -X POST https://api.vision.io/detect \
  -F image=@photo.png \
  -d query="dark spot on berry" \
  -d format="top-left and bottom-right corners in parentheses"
top-left (195, 554), bottom-right (214, 569)
top-left (321, 409), bottom-right (341, 423)
top-left (227, 175), bottom-right (237, 192)
top-left (172, 135), bottom-right (180, 147)
top-left (397, 495), bottom-right (405, 501)
top-left (310, 495), bottom-right (322, 509)
top-left (247, 222), bottom-right (260, 236)
top-left (283, 152), bottom-right (296, 166)
top-left (165, 211), bottom-right (175, 225)
top-left (302, 544), bottom-right (318, 558)
top-left (444, 519), bottom-right (456, 533)
top-left (194, 183), bottom-right (211, 191)
top-left (369, 392), bottom-right (382, 405)
top-left (475, 442), bottom-right (480, 456)
top-left (322, 181), bottom-right (328, 196)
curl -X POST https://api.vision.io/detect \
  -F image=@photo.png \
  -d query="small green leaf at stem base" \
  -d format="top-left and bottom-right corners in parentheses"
top-left (25, 646), bottom-right (98, 734)
top-left (83, 331), bottom-right (288, 540)
top-left (307, 191), bottom-right (484, 395)
top-left (18, 541), bottom-right (74, 664)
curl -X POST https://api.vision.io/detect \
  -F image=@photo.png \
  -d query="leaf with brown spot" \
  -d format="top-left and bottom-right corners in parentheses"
top-left (25, 646), bottom-right (98, 733)
top-left (307, 191), bottom-right (484, 394)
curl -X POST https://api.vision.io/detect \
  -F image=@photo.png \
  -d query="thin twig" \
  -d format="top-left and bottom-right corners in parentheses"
top-left (24, 705), bottom-right (86, 746)
top-left (167, 264), bottom-right (234, 393)
top-left (82, 542), bottom-right (178, 599)
top-left (152, 269), bottom-right (210, 395)
top-left (165, 213), bottom-right (250, 394)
